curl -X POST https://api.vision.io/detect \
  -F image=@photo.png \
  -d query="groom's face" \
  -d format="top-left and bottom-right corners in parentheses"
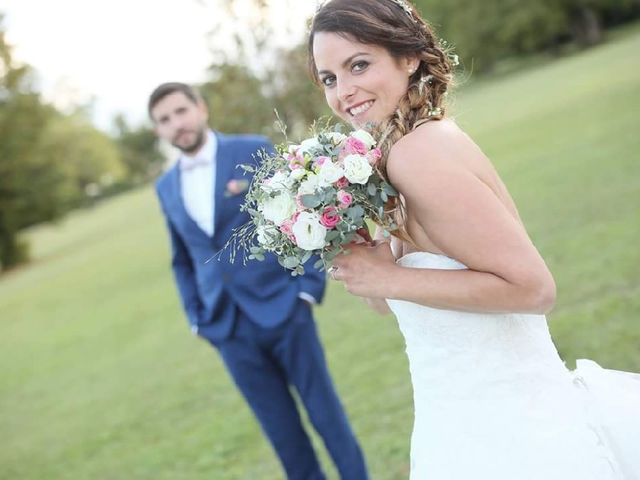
top-left (151, 91), bottom-right (209, 154)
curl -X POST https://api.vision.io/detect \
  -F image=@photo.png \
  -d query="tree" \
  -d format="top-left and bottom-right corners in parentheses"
top-left (36, 112), bottom-right (126, 206)
top-left (200, 63), bottom-right (276, 136)
top-left (0, 16), bottom-right (65, 269)
top-left (0, 14), bottom-right (128, 270)
top-left (414, 0), bottom-right (639, 72)
top-left (199, 0), bottom-right (329, 141)
top-left (112, 114), bottom-right (164, 185)
top-left (269, 43), bottom-right (332, 141)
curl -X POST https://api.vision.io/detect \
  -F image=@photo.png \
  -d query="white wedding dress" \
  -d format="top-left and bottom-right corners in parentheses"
top-left (386, 252), bottom-right (640, 480)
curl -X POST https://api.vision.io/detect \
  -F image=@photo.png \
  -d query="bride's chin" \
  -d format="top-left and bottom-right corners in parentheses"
top-left (349, 116), bottom-right (367, 128)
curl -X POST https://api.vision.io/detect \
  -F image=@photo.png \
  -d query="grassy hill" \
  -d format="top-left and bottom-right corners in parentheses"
top-left (1, 26), bottom-right (639, 480)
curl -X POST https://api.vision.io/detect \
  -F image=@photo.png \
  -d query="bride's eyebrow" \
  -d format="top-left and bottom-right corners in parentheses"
top-left (318, 52), bottom-right (371, 76)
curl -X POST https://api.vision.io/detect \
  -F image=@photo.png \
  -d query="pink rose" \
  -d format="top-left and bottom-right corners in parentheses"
top-left (313, 156), bottom-right (329, 168)
top-left (279, 218), bottom-right (297, 242)
top-left (295, 194), bottom-right (306, 209)
top-left (287, 150), bottom-right (305, 170)
top-left (335, 176), bottom-right (349, 188)
top-left (367, 147), bottom-right (382, 165)
top-left (336, 190), bottom-right (353, 209)
top-left (319, 206), bottom-right (341, 229)
top-left (344, 136), bottom-right (368, 155)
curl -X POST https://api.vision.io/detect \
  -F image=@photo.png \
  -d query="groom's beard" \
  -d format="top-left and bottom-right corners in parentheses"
top-left (172, 127), bottom-right (206, 154)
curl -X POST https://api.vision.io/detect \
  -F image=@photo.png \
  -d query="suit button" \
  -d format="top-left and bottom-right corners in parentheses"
top-left (222, 273), bottom-right (231, 283)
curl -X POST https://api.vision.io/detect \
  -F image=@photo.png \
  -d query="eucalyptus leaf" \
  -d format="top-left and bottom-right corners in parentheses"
top-left (301, 251), bottom-right (312, 264)
top-left (283, 256), bottom-right (300, 269)
top-left (326, 230), bottom-right (341, 242)
top-left (301, 194), bottom-right (322, 208)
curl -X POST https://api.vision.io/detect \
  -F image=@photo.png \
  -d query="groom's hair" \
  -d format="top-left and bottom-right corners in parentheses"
top-left (147, 82), bottom-right (203, 119)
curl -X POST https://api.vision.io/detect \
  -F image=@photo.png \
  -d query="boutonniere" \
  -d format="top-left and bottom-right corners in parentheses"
top-left (224, 179), bottom-right (250, 197)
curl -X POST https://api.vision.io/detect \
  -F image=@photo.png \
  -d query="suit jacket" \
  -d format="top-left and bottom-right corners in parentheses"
top-left (156, 132), bottom-right (326, 342)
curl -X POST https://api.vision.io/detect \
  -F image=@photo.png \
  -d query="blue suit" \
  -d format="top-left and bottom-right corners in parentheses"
top-left (156, 132), bottom-right (368, 479)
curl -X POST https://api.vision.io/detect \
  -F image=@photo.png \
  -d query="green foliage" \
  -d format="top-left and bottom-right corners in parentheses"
top-left (0, 19), bottom-right (65, 269)
top-left (414, 0), bottom-right (640, 71)
top-left (112, 114), bottom-right (164, 184)
top-left (269, 43), bottom-right (332, 141)
top-left (0, 15), bottom-right (128, 270)
top-left (200, 64), bottom-right (276, 136)
top-left (199, 54), bottom-right (329, 142)
top-left (39, 113), bottom-right (126, 202)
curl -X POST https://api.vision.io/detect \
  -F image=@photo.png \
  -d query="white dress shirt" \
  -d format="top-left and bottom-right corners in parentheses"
top-left (180, 130), bottom-right (216, 236)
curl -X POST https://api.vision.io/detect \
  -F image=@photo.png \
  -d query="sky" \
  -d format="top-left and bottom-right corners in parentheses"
top-left (1, 0), bottom-right (318, 131)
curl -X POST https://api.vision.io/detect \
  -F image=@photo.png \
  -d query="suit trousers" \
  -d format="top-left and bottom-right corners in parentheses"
top-left (211, 300), bottom-right (368, 480)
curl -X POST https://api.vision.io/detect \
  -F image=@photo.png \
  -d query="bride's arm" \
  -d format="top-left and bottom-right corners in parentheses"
top-left (332, 123), bottom-right (556, 314)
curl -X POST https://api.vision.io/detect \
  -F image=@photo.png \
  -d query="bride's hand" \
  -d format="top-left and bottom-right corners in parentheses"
top-left (331, 241), bottom-right (397, 298)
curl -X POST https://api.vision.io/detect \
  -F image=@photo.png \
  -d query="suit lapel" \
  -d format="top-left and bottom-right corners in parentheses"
top-left (213, 133), bottom-right (233, 237)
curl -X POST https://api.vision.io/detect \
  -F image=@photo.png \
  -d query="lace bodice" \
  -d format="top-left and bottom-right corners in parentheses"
top-left (387, 252), bottom-right (568, 400)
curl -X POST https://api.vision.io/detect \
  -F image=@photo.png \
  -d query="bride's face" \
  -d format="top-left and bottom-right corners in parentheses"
top-left (312, 31), bottom-right (417, 128)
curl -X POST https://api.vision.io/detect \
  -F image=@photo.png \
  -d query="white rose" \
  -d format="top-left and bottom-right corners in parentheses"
top-left (289, 168), bottom-right (307, 181)
top-left (260, 193), bottom-right (296, 226)
top-left (292, 212), bottom-right (327, 251)
top-left (299, 137), bottom-right (322, 154)
top-left (297, 173), bottom-right (320, 195)
top-left (262, 170), bottom-right (292, 193)
top-left (350, 130), bottom-right (376, 148)
top-left (256, 224), bottom-right (278, 249)
top-left (343, 154), bottom-right (373, 184)
top-left (326, 132), bottom-right (347, 144)
top-left (317, 160), bottom-right (344, 187)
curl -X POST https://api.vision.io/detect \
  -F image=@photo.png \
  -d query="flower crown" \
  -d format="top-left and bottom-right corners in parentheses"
top-left (390, 0), bottom-right (416, 22)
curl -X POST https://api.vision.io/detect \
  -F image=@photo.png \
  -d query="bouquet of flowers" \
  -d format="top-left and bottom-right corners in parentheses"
top-left (226, 122), bottom-right (398, 275)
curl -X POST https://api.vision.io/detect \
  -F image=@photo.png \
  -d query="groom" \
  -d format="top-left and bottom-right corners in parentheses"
top-left (149, 82), bottom-right (368, 480)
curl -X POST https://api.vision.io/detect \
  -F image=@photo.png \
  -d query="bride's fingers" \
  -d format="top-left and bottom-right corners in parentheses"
top-left (355, 227), bottom-right (374, 244)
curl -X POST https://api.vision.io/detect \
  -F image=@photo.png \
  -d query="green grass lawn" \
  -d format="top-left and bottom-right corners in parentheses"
top-left (1, 27), bottom-right (639, 480)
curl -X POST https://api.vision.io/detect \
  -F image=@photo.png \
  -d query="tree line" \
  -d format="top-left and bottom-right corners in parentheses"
top-left (0, 15), bottom-right (163, 270)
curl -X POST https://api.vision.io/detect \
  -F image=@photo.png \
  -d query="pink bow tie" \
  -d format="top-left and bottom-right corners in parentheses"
top-left (180, 156), bottom-right (210, 171)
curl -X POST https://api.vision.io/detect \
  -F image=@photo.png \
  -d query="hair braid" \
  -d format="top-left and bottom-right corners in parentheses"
top-left (372, 30), bottom-right (455, 240)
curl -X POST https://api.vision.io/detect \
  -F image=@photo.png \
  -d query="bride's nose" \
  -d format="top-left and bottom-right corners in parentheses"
top-left (337, 77), bottom-right (357, 103)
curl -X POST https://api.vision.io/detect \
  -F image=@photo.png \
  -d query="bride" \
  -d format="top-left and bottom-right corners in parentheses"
top-left (309, 0), bottom-right (640, 478)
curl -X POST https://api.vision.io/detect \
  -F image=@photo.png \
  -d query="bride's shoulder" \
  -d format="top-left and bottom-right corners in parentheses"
top-left (387, 118), bottom-right (473, 183)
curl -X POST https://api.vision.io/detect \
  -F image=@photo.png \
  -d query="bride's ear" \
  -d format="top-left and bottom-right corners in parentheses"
top-left (402, 56), bottom-right (420, 76)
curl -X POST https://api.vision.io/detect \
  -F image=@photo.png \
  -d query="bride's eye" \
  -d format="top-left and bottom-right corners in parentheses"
top-left (352, 60), bottom-right (369, 73)
top-left (321, 75), bottom-right (336, 88)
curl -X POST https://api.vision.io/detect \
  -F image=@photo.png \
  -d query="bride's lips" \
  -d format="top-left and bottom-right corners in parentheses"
top-left (346, 100), bottom-right (375, 119)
